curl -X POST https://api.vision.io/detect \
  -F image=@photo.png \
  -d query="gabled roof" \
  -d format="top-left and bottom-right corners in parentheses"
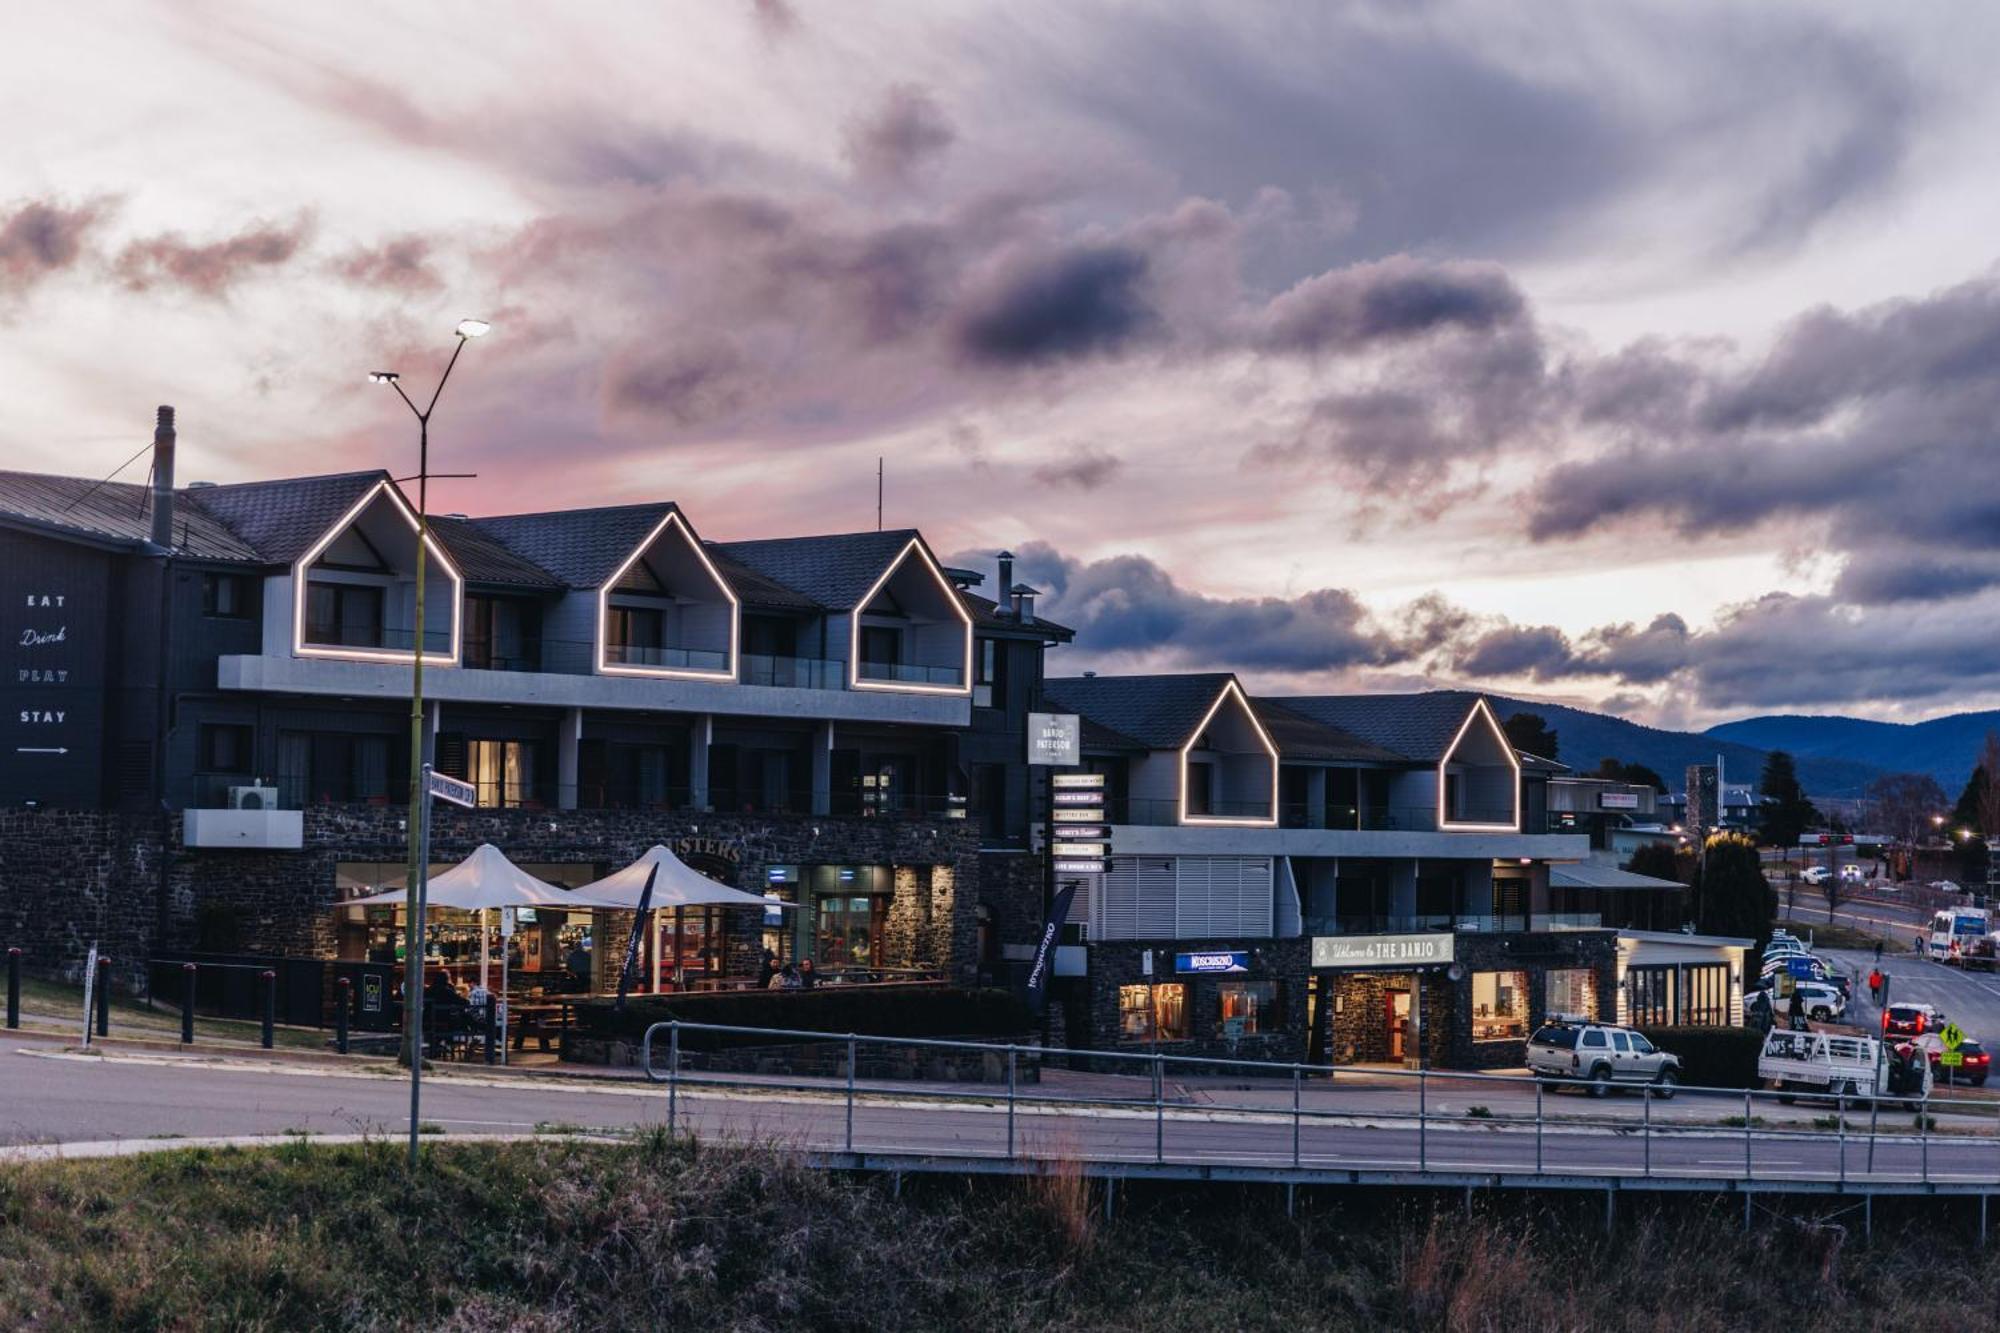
top-left (704, 546), bottom-right (824, 613)
top-left (473, 503), bottom-right (680, 589)
top-left (1043, 673), bottom-right (1241, 750)
top-left (1275, 690), bottom-right (1495, 763)
top-left (429, 517), bottom-right (566, 590)
top-left (715, 529), bottom-right (926, 610)
top-left (189, 471), bottom-right (392, 564)
top-left (1252, 699), bottom-right (1410, 764)
top-left (0, 469), bottom-right (263, 561)
top-left (959, 589), bottom-right (1075, 640)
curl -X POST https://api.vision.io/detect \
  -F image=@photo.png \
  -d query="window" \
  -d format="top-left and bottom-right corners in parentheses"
top-left (1581, 1029), bottom-right (1607, 1049)
top-left (861, 625), bottom-right (902, 668)
top-left (1219, 981), bottom-right (1278, 1037)
top-left (1185, 761), bottom-right (1214, 816)
top-left (1681, 963), bottom-right (1729, 1026)
top-left (1531, 1025), bottom-right (1578, 1049)
top-left (1546, 968), bottom-right (1597, 1021)
top-left (1118, 983), bottom-right (1189, 1042)
top-left (198, 723), bottom-right (252, 773)
top-left (1611, 1031), bottom-right (1630, 1053)
top-left (973, 638), bottom-right (1005, 708)
top-left (816, 893), bottom-right (883, 968)
top-left (467, 740), bottom-right (537, 808)
top-left (1628, 965), bottom-right (1675, 1028)
top-left (607, 606), bottom-right (663, 663)
top-left (1471, 970), bottom-right (1528, 1042)
top-left (1630, 1032), bottom-right (1656, 1055)
top-left (201, 573), bottom-right (253, 619)
top-left (305, 583), bottom-right (385, 647)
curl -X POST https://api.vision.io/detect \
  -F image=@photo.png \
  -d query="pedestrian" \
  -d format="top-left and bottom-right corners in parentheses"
top-left (1874, 939), bottom-right (1884, 963)
top-left (1867, 967), bottom-right (1882, 1005)
top-left (1787, 987), bottom-right (1807, 1032)
top-left (757, 948), bottom-right (780, 988)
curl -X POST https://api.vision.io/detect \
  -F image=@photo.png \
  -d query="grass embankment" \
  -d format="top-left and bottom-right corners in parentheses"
top-left (1776, 919), bottom-right (1895, 952)
top-left (14, 976), bottom-right (326, 1051)
top-left (2, 1139), bottom-right (1997, 1330)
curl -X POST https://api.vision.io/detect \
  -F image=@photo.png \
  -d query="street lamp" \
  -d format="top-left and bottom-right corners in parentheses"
top-left (372, 318), bottom-right (489, 1169)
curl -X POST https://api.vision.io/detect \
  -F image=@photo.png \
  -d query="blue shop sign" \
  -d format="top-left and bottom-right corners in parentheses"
top-left (1176, 950), bottom-right (1249, 975)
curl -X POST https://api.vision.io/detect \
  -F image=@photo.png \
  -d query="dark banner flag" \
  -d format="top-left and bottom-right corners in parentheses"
top-left (613, 864), bottom-right (660, 1015)
top-left (1024, 883), bottom-right (1077, 1016)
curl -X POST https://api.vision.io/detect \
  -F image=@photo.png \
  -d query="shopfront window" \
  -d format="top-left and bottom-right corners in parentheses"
top-left (1681, 963), bottom-right (1728, 1026)
top-left (1546, 968), bottom-right (1597, 1021)
top-left (1118, 983), bottom-right (1189, 1041)
top-left (1628, 965), bottom-right (1674, 1028)
top-left (1471, 970), bottom-right (1529, 1042)
top-left (1219, 981), bottom-right (1278, 1037)
top-left (763, 865), bottom-right (800, 963)
top-left (654, 906), bottom-right (725, 988)
top-left (816, 895), bottom-right (879, 968)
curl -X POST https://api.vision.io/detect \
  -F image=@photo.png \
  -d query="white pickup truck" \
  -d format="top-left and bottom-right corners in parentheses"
top-left (1757, 1029), bottom-right (1932, 1107)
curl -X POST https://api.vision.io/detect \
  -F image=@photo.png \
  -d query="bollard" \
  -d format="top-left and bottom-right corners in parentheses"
top-left (483, 996), bottom-right (497, 1066)
top-left (260, 970), bottom-right (275, 1049)
top-left (95, 956), bottom-right (111, 1038)
top-left (181, 963), bottom-right (196, 1045)
top-left (6, 948), bottom-right (18, 1030)
top-left (334, 978), bottom-right (351, 1055)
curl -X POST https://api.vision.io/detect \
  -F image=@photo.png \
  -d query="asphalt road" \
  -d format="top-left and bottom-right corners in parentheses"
top-left (4, 1034), bottom-right (1995, 1187)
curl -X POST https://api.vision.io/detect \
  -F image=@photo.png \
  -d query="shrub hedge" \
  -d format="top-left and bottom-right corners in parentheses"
top-left (1638, 1025), bottom-right (1764, 1089)
top-left (573, 985), bottom-right (1032, 1048)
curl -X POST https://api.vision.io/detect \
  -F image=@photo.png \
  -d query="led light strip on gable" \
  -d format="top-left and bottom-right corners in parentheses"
top-left (1437, 696), bottom-right (1522, 832)
top-left (1177, 678), bottom-right (1279, 827)
top-left (291, 479), bottom-right (462, 666)
top-left (848, 536), bottom-right (974, 696)
top-left (594, 509), bottom-right (741, 681)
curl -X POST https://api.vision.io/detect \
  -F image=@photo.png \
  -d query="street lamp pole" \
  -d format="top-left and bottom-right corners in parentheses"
top-left (371, 320), bottom-right (489, 1167)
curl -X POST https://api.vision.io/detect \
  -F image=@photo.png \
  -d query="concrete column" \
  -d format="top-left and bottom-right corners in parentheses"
top-left (424, 700), bottom-right (441, 769)
top-left (1389, 859), bottom-right (1418, 927)
top-left (689, 714), bottom-right (713, 810)
top-left (1305, 769), bottom-right (1328, 829)
top-left (811, 720), bottom-right (833, 816)
top-left (557, 707), bottom-right (582, 810)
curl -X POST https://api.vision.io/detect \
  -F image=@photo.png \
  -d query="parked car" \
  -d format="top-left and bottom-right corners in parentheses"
top-left (1883, 1003), bottom-right (1941, 1037)
top-left (1789, 980), bottom-right (1847, 1022)
top-left (1931, 880), bottom-right (1963, 895)
top-left (1920, 1037), bottom-right (1992, 1088)
top-left (1803, 866), bottom-right (1832, 885)
top-left (1840, 864), bottom-right (1866, 883)
top-left (1527, 1019), bottom-right (1681, 1098)
top-left (1759, 1029), bottom-right (1931, 1107)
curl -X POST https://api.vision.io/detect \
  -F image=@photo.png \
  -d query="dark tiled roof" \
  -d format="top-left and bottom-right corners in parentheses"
top-left (961, 590), bottom-right (1075, 639)
top-left (1042, 673), bottom-right (1239, 750)
top-left (0, 470), bottom-right (263, 561)
top-left (1275, 690), bottom-right (1491, 762)
top-left (1253, 699), bottom-right (1411, 764)
top-left (474, 503), bottom-right (678, 589)
top-left (429, 516), bottom-right (565, 589)
top-left (705, 546), bottom-right (822, 612)
top-left (715, 529), bottom-right (924, 610)
top-left (189, 471), bottom-right (391, 564)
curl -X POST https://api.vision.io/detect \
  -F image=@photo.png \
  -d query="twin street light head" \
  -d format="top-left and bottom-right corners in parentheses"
top-left (367, 319), bottom-right (491, 386)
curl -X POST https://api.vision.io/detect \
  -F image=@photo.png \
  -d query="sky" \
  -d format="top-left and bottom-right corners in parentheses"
top-left (7, 2), bottom-right (2000, 728)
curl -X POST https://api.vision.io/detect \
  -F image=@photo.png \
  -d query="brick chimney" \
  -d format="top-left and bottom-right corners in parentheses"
top-left (148, 405), bottom-right (176, 550)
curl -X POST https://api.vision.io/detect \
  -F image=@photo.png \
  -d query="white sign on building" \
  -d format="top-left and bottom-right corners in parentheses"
top-left (1310, 933), bottom-right (1456, 968)
top-left (1027, 712), bottom-right (1081, 766)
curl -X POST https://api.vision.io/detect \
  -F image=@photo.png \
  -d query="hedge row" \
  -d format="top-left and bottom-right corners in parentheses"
top-left (573, 986), bottom-right (1033, 1048)
top-left (1637, 1025), bottom-right (1764, 1089)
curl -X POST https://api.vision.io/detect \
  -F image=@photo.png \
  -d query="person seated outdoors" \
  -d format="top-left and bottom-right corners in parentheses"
top-left (797, 958), bottom-right (819, 989)
top-left (768, 962), bottom-right (803, 990)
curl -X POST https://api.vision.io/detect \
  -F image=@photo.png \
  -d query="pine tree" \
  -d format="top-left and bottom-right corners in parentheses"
top-left (1756, 750), bottom-right (1819, 852)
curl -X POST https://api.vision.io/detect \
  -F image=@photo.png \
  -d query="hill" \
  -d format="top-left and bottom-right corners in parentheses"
top-left (1483, 694), bottom-right (1884, 798)
top-left (1706, 711), bottom-right (2000, 794)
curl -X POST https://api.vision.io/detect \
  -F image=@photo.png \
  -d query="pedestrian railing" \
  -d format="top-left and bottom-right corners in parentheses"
top-left (638, 1020), bottom-right (2000, 1190)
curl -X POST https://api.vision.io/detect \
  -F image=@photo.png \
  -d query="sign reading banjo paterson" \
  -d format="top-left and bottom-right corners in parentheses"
top-left (1310, 933), bottom-right (1455, 969)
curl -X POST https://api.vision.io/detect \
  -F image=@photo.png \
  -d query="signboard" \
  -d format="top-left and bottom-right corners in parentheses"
top-left (1598, 792), bottom-right (1640, 810)
top-left (1053, 858), bottom-right (1106, 874)
top-left (1053, 808), bottom-right (1105, 823)
top-left (1176, 950), bottom-right (1249, 974)
top-left (1053, 824), bottom-right (1109, 841)
top-left (1310, 933), bottom-right (1455, 968)
top-left (426, 769), bottom-right (478, 809)
top-left (1942, 1022), bottom-right (1965, 1052)
top-left (1053, 789), bottom-right (1103, 806)
top-left (1053, 773), bottom-right (1103, 789)
top-left (362, 973), bottom-right (384, 1013)
top-left (1027, 713), bottom-right (1081, 766)
top-left (1025, 883), bottom-right (1077, 1014)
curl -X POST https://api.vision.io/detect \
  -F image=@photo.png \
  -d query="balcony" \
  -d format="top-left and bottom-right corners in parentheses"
top-left (303, 623), bottom-right (450, 655)
top-left (603, 643), bottom-right (730, 672)
top-left (741, 653), bottom-right (846, 691)
top-left (857, 660), bottom-right (965, 688)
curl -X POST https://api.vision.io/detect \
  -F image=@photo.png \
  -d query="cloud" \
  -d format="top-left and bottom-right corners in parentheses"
top-left (1031, 446), bottom-right (1123, 490)
top-left (0, 198), bottom-right (113, 295)
top-left (955, 243), bottom-right (1158, 365)
top-left (604, 341), bottom-right (753, 425)
top-left (113, 215), bottom-right (312, 295)
top-left (1253, 255), bottom-right (1524, 356)
top-left (332, 235), bottom-right (442, 291)
top-left (845, 85), bottom-right (956, 184)
top-left (748, 0), bottom-right (798, 40)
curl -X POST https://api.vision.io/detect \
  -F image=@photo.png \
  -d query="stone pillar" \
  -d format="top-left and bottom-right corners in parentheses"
top-left (557, 707), bottom-right (582, 811)
top-left (811, 719), bottom-right (833, 816)
top-left (689, 714), bottom-right (712, 810)
top-left (1305, 768), bottom-right (1327, 829)
top-left (1405, 977), bottom-right (1424, 1070)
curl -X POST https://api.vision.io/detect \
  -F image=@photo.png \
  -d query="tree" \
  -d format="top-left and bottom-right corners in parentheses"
top-left (1866, 771), bottom-right (1950, 848)
top-left (1692, 832), bottom-right (1776, 946)
top-left (1756, 750), bottom-right (1820, 855)
top-left (1593, 756), bottom-right (1667, 792)
top-left (1502, 711), bottom-right (1558, 761)
top-left (1625, 839), bottom-right (1694, 885)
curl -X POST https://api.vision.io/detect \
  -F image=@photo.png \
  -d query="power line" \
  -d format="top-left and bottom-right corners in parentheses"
top-left (60, 438), bottom-right (158, 514)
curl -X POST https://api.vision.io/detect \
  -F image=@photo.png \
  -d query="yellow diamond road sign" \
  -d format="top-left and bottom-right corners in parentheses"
top-left (1941, 1022), bottom-right (1965, 1052)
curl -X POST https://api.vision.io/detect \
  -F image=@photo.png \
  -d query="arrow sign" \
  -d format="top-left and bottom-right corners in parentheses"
top-left (15, 747), bottom-right (68, 755)
top-left (426, 769), bottom-right (478, 809)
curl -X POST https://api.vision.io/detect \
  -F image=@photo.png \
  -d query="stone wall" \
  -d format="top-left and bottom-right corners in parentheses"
top-left (1078, 938), bottom-right (1310, 1063)
top-left (0, 808), bottom-right (166, 988)
top-left (1441, 931), bottom-right (1618, 1070)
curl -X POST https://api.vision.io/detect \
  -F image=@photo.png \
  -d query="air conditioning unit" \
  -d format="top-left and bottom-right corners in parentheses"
top-left (228, 785), bottom-right (280, 811)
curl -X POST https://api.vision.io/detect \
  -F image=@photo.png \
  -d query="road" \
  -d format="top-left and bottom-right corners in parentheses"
top-left (4, 1033), bottom-right (1997, 1189)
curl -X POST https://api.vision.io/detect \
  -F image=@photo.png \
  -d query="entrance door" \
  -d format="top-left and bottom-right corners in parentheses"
top-left (1386, 990), bottom-right (1411, 1061)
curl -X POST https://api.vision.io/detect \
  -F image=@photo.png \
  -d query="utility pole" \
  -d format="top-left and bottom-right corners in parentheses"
top-left (876, 456), bottom-right (884, 531)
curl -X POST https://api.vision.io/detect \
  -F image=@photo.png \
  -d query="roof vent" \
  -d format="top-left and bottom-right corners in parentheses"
top-left (186, 480), bottom-right (217, 490)
top-left (444, 512), bottom-right (469, 520)
top-left (1083, 670), bottom-right (1097, 678)
top-left (1010, 582), bottom-right (1039, 622)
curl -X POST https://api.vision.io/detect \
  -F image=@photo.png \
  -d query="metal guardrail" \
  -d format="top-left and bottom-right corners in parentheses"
top-left (637, 1020), bottom-right (2000, 1196)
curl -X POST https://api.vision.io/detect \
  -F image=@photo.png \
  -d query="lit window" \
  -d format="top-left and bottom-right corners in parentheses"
top-left (1219, 981), bottom-right (1278, 1037)
top-left (1118, 983), bottom-right (1188, 1041)
top-left (1471, 970), bottom-right (1529, 1042)
top-left (1546, 969), bottom-right (1596, 1021)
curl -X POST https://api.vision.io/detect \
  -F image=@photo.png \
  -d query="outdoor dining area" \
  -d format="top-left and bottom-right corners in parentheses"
top-left (337, 843), bottom-right (944, 1062)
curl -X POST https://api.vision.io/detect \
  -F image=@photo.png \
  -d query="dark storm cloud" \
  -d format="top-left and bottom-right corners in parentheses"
top-left (955, 244), bottom-right (1158, 365)
top-left (1031, 446), bottom-right (1123, 490)
top-left (0, 198), bottom-right (112, 294)
top-left (1253, 256), bottom-right (1525, 356)
top-left (845, 85), bottom-right (956, 184)
top-left (604, 341), bottom-right (753, 425)
top-left (113, 215), bottom-right (312, 295)
top-left (1831, 549), bottom-right (2000, 606)
top-left (332, 235), bottom-right (442, 291)
top-left (1454, 624), bottom-right (1576, 679)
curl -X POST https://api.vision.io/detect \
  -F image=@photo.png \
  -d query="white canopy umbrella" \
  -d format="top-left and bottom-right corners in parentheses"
top-left (579, 845), bottom-right (799, 994)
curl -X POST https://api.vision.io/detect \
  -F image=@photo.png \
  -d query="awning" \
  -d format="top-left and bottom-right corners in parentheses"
top-left (346, 843), bottom-right (623, 910)
top-left (1550, 862), bottom-right (1685, 892)
top-left (576, 844), bottom-right (800, 911)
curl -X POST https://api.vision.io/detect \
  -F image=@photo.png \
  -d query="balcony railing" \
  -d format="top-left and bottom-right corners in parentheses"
top-left (302, 624), bottom-right (450, 653)
top-left (740, 653), bottom-right (846, 691)
top-left (856, 660), bottom-right (965, 687)
top-left (462, 638), bottom-right (542, 672)
top-left (604, 643), bottom-right (731, 672)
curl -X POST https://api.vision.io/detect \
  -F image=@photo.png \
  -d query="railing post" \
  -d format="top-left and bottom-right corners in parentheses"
top-left (1292, 1064), bottom-right (1302, 1169)
top-left (1418, 1070), bottom-right (1427, 1171)
top-left (5, 948), bottom-right (18, 1029)
top-left (668, 1022), bottom-right (680, 1135)
top-left (482, 996), bottom-right (497, 1066)
top-left (1642, 1083), bottom-right (1651, 1177)
top-left (1535, 1078), bottom-right (1544, 1173)
top-left (845, 1033), bottom-right (857, 1153)
top-left (94, 956), bottom-right (111, 1038)
top-left (1837, 1090), bottom-right (1846, 1188)
top-left (180, 963), bottom-right (196, 1045)
top-left (1743, 1089), bottom-right (1753, 1180)
top-left (1154, 1053), bottom-right (1165, 1165)
top-left (1921, 1094), bottom-right (1930, 1183)
top-left (334, 978), bottom-right (351, 1055)
top-left (259, 970), bottom-right (275, 1050)
top-left (1868, 1088), bottom-right (1880, 1174)
top-left (1006, 1046), bottom-right (1018, 1160)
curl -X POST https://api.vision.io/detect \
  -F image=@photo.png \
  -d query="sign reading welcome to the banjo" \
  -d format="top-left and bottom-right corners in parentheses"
top-left (1310, 933), bottom-right (1456, 968)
